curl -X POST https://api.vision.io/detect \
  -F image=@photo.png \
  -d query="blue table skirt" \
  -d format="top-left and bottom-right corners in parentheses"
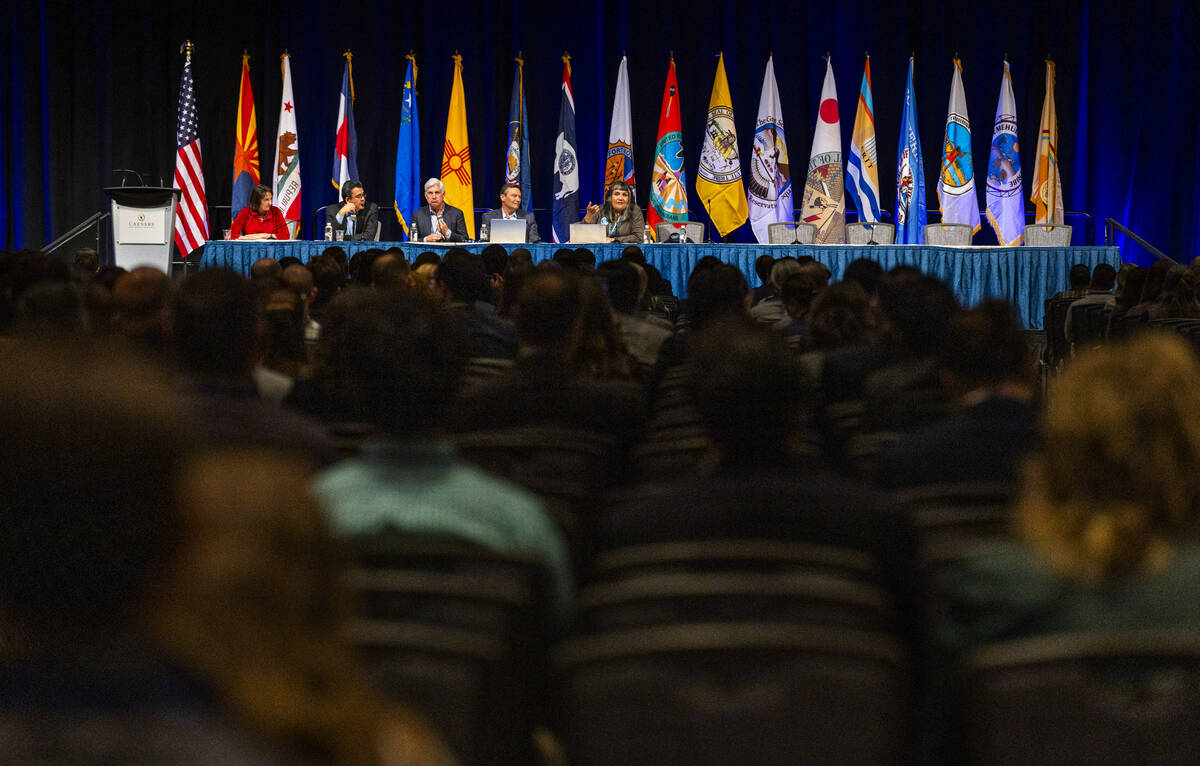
top-left (197, 241), bottom-right (1122, 330)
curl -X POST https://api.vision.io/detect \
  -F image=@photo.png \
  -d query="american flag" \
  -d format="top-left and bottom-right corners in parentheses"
top-left (174, 50), bottom-right (209, 256)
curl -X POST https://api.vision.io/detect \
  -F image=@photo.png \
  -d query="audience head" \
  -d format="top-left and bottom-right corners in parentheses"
top-left (72, 247), bottom-right (99, 275)
top-left (572, 274), bottom-right (631, 379)
top-left (111, 266), bottom-right (174, 353)
top-left (514, 268), bottom-right (582, 353)
top-left (842, 258), bottom-right (884, 297)
top-left (369, 252), bottom-right (410, 289)
top-left (1089, 263), bottom-right (1117, 292)
top-left (1018, 333), bottom-right (1200, 582)
top-left (768, 257), bottom-right (802, 295)
top-left (877, 272), bottom-right (959, 354)
top-left (481, 243), bottom-right (509, 277)
top-left (173, 269), bottom-right (261, 379)
top-left (281, 263), bottom-right (316, 304)
top-left (1154, 265), bottom-right (1200, 318)
top-left (14, 281), bottom-right (88, 339)
top-left (686, 263), bottom-right (749, 331)
top-left (435, 248), bottom-right (486, 303)
top-left (509, 247), bottom-right (533, 267)
top-left (781, 272), bottom-right (822, 319)
top-left (939, 301), bottom-right (1034, 394)
top-left (1115, 262), bottom-right (1137, 295)
top-left (1139, 258), bottom-right (1173, 304)
top-left (620, 245), bottom-right (646, 266)
top-left (574, 248), bottom-right (597, 269)
top-left (329, 290), bottom-right (467, 436)
top-left (1117, 266), bottom-right (1148, 310)
top-left (754, 254), bottom-right (776, 286)
top-left (277, 255), bottom-right (302, 271)
top-left (807, 280), bottom-right (871, 351)
top-left (411, 250), bottom-right (441, 269)
top-left (689, 318), bottom-right (806, 465)
top-left (250, 257), bottom-right (282, 284)
top-left (595, 259), bottom-right (642, 314)
top-left (1068, 263), bottom-right (1092, 290)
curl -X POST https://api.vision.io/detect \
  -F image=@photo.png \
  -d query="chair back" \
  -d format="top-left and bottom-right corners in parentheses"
top-left (1024, 223), bottom-right (1073, 247)
top-left (845, 222), bottom-right (896, 244)
top-left (1071, 302), bottom-right (1109, 349)
top-left (654, 221), bottom-right (705, 243)
top-left (924, 223), bottom-right (974, 246)
top-left (965, 631), bottom-right (1200, 765)
top-left (768, 221), bottom-right (817, 244)
top-left (553, 624), bottom-right (908, 766)
top-left (1043, 296), bottom-right (1077, 367)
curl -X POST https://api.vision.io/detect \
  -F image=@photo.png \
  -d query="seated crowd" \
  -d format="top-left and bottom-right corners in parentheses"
top-left (2, 243), bottom-right (1199, 764)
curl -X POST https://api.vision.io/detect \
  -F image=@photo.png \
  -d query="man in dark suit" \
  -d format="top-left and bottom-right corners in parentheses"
top-left (325, 180), bottom-right (379, 241)
top-left (411, 178), bottom-right (468, 242)
top-left (479, 182), bottom-right (540, 243)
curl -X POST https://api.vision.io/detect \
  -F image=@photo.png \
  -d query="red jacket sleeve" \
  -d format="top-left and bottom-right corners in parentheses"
top-left (228, 207), bottom-right (251, 239)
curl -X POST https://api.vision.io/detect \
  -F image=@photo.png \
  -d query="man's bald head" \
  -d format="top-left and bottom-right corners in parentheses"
top-left (250, 258), bottom-right (282, 282)
top-left (282, 264), bottom-right (314, 300)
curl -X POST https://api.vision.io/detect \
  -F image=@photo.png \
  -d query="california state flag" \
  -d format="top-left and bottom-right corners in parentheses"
top-left (273, 53), bottom-right (301, 237)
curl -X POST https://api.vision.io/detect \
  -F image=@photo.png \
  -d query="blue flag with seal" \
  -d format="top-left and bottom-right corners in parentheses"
top-left (552, 54), bottom-right (579, 243)
top-left (394, 55), bottom-right (420, 238)
top-left (895, 57), bottom-right (926, 244)
top-left (505, 56), bottom-right (533, 211)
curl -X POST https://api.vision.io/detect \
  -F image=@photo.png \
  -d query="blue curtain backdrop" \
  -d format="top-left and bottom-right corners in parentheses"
top-left (1, 0), bottom-right (1196, 265)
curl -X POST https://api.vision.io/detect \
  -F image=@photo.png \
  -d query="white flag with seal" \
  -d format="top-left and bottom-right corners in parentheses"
top-left (985, 60), bottom-right (1025, 246)
top-left (273, 53), bottom-right (301, 237)
top-left (800, 57), bottom-right (845, 243)
top-left (747, 56), bottom-right (792, 243)
top-left (937, 59), bottom-right (980, 233)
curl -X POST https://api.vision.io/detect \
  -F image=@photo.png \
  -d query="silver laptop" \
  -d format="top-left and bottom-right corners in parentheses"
top-left (570, 223), bottom-right (608, 244)
top-left (488, 217), bottom-right (527, 244)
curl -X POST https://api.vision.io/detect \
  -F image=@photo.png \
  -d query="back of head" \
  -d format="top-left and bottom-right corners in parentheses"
top-left (370, 252), bottom-right (410, 288)
top-left (14, 282), bottom-right (87, 339)
top-left (768, 258), bottom-right (802, 293)
top-left (621, 245), bottom-right (646, 266)
top-left (173, 269), bottom-right (260, 378)
top-left (250, 258), bottom-right (282, 283)
top-left (1089, 263), bottom-right (1117, 291)
top-left (282, 263), bottom-right (314, 299)
top-left (878, 272), bottom-right (958, 354)
top-left (330, 290), bottom-right (467, 435)
top-left (1154, 265), bottom-right (1200, 318)
top-left (412, 251), bottom-right (442, 269)
top-left (1019, 333), bottom-right (1200, 581)
top-left (940, 301), bottom-right (1031, 390)
top-left (807, 280), bottom-right (871, 351)
top-left (1069, 263), bottom-right (1092, 290)
top-left (689, 318), bottom-right (804, 463)
top-left (481, 243), bottom-right (509, 277)
top-left (686, 263), bottom-right (748, 330)
top-left (780, 272), bottom-right (822, 317)
top-left (436, 248), bottom-right (486, 303)
top-left (0, 343), bottom-right (182, 633)
top-left (1140, 258), bottom-right (1173, 303)
top-left (72, 247), bottom-right (99, 274)
top-left (842, 258), bottom-right (883, 296)
top-left (112, 266), bottom-right (174, 351)
top-left (574, 248), bottom-right (597, 268)
top-left (1118, 266), bottom-right (1148, 310)
top-left (754, 254), bottom-right (776, 284)
top-left (308, 255), bottom-right (344, 295)
top-left (596, 259), bottom-right (641, 314)
top-left (514, 268), bottom-right (581, 351)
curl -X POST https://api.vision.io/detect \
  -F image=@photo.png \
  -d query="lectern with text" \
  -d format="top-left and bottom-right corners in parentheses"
top-left (104, 187), bottom-right (180, 272)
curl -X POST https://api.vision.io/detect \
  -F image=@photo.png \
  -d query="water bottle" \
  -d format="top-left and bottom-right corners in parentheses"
top-left (479, 221), bottom-right (489, 242)
top-left (410, 217), bottom-right (419, 242)
top-left (643, 224), bottom-right (651, 244)
top-left (324, 222), bottom-right (333, 241)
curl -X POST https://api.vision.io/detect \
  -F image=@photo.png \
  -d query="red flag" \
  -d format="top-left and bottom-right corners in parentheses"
top-left (648, 57), bottom-right (688, 238)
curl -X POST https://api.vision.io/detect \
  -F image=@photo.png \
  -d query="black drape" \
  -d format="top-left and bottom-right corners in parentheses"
top-left (3, 0), bottom-right (1197, 265)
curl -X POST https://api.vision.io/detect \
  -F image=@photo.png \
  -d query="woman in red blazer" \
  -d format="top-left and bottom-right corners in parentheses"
top-left (228, 184), bottom-right (289, 240)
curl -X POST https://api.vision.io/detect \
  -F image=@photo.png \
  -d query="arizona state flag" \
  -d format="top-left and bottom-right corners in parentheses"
top-left (648, 57), bottom-right (688, 238)
top-left (231, 53), bottom-right (259, 216)
top-left (697, 53), bottom-right (747, 239)
top-left (442, 54), bottom-right (474, 238)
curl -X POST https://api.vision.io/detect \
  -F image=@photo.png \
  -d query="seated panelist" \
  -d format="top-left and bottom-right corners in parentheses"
top-left (583, 180), bottom-right (645, 244)
top-left (228, 183), bottom-right (289, 240)
top-left (412, 178), bottom-right (468, 243)
top-left (480, 182), bottom-right (541, 243)
top-left (325, 180), bottom-right (380, 241)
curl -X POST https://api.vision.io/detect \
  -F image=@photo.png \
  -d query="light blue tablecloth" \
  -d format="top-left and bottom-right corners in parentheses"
top-left (198, 240), bottom-right (1122, 330)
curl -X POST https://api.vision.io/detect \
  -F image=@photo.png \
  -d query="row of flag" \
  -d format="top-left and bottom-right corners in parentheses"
top-left (172, 48), bottom-right (1065, 255)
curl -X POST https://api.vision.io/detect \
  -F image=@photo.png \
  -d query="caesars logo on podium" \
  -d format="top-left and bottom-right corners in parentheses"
top-left (116, 207), bottom-right (168, 245)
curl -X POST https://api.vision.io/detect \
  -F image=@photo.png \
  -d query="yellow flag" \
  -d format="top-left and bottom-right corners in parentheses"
top-left (1031, 60), bottom-right (1064, 225)
top-left (441, 54), bottom-right (475, 238)
top-left (697, 53), bottom-right (748, 238)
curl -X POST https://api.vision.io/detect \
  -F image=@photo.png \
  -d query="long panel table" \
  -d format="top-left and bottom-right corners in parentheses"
top-left (198, 241), bottom-right (1122, 330)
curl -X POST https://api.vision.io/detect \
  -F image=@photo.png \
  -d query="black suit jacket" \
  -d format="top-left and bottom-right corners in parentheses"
top-left (412, 204), bottom-right (469, 242)
top-left (479, 208), bottom-right (540, 243)
top-left (325, 202), bottom-right (379, 241)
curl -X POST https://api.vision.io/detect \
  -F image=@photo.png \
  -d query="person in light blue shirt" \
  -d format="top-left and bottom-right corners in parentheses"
top-left (311, 288), bottom-right (572, 624)
top-left (324, 180), bottom-right (379, 241)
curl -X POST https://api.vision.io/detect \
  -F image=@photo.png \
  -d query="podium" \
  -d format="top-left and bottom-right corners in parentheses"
top-left (104, 186), bottom-right (180, 272)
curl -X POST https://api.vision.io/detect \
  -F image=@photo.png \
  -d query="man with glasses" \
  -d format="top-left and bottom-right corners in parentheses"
top-left (326, 180), bottom-right (380, 241)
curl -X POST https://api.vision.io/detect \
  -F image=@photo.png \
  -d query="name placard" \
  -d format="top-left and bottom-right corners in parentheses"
top-left (115, 207), bottom-right (168, 245)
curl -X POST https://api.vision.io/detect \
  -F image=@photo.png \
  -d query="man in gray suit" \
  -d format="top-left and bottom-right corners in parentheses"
top-left (412, 178), bottom-right (469, 242)
top-left (479, 182), bottom-right (540, 243)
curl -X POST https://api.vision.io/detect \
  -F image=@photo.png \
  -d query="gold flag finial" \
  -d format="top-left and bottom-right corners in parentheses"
top-left (342, 50), bottom-right (355, 102)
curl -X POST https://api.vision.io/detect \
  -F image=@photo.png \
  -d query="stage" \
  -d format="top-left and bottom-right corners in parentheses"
top-left (197, 241), bottom-right (1123, 330)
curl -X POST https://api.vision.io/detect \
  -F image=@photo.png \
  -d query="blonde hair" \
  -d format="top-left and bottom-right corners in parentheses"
top-left (1017, 333), bottom-right (1200, 581)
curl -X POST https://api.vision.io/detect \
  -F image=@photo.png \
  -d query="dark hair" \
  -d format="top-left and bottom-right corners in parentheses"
top-left (842, 258), bottom-right (884, 296)
top-left (596, 259), bottom-right (640, 313)
top-left (340, 179), bottom-right (363, 202)
top-left (412, 251), bottom-right (441, 269)
top-left (620, 245), bottom-right (646, 265)
top-left (686, 263), bottom-right (749, 330)
top-left (173, 269), bottom-right (260, 377)
top-left (1139, 259), bottom-right (1173, 304)
top-left (277, 255), bottom-right (302, 270)
top-left (1068, 263), bottom-right (1092, 290)
top-left (330, 290), bottom-right (467, 434)
top-left (435, 248), bottom-right (486, 302)
top-left (574, 248), bottom-right (596, 268)
top-left (598, 180), bottom-right (638, 223)
top-left (498, 182), bottom-right (520, 197)
top-left (247, 183), bottom-right (272, 212)
top-left (754, 254), bottom-right (776, 283)
top-left (370, 252), bottom-right (410, 288)
top-left (940, 301), bottom-right (1030, 387)
top-left (509, 248), bottom-right (533, 267)
top-left (1154, 266), bottom-right (1200, 319)
top-left (807, 281), bottom-right (871, 350)
top-left (481, 243), bottom-right (509, 276)
top-left (1089, 263), bottom-right (1117, 291)
top-left (514, 268), bottom-right (581, 350)
top-left (780, 272), bottom-right (821, 316)
top-left (877, 272), bottom-right (959, 354)
top-left (72, 247), bottom-right (99, 273)
top-left (1117, 266), bottom-right (1148, 310)
top-left (689, 318), bottom-right (805, 462)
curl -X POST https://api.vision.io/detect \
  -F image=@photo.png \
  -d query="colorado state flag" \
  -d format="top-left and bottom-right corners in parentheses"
top-left (331, 53), bottom-right (358, 192)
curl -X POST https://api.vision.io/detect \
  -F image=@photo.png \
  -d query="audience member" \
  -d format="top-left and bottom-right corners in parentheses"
top-left (111, 265), bottom-right (174, 356)
top-left (1062, 262), bottom-right (1116, 344)
top-left (1150, 265), bottom-right (1200, 319)
top-left (842, 257), bottom-right (884, 298)
top-left (250, 257), bottom-right (283, 284)
top-left (1124, 257), bottom-right (1172, 320)
top-left (71, 247), bottom-right (99, 280)
top-left (749, 257), bottom-right (801, 326)
top-left (281, 263), bottom-right (320, 359)
top-left (875, 301), bottom-right (1037, 488)
top-left (311, 289), bottom-right (573, 624)
top-left (750, 254), bottom-right (776, 306)
top-left (1051, 263), bottom-right (1091, 299)
top-left (435, 247), bottom-right (517, 359)
top-left (595, 259), bottom-right (672, 372)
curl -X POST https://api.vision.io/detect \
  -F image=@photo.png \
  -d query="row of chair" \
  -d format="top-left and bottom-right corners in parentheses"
top-left (1044, 296), bottom-right (1200, 370)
